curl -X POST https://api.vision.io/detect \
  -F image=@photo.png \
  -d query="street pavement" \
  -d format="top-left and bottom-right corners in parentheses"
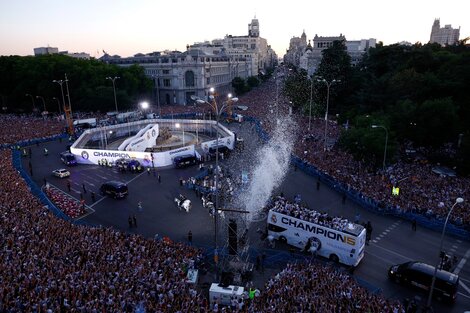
top-left (22, 121), bottom-right (470, 312)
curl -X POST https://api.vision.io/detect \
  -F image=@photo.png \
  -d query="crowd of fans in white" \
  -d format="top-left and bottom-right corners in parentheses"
top-left (267, 195), bottom-right (353, 232)
top-left (0, 109), bottom-right (407, 311)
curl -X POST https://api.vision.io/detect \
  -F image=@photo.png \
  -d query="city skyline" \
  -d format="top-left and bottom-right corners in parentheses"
top-left (0, 0), bottom-right (468, 58)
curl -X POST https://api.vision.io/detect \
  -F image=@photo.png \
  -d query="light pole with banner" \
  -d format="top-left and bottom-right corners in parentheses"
top-left (371, 124), bottom-right (388, 172)
top-left (106, 76), bottom-right (120, 113)
top-left (316, 77), bottom-right (340, 151)
top-left (195, 88), bottom-right (238, 280)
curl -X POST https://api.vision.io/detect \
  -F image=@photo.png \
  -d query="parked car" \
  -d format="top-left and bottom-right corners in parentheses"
top-left (52, 168), bottom-right (70, 178)
top-left (388, 261), bottom-right (459, 302)
top-left (100, 181), bottom-right (128, 199)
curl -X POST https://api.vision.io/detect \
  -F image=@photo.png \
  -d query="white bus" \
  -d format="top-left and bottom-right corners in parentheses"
top-left (267, 210), bottom-right (366, 267)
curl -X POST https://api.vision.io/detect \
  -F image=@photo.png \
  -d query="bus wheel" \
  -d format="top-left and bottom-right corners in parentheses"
top-left (279, 236), bottom-right (287, 244)
top-left (329, 254), bottom-right (339, 263)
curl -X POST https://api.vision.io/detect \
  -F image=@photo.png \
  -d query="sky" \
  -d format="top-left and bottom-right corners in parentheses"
top-left (0, 0), bottom-right (468, 58)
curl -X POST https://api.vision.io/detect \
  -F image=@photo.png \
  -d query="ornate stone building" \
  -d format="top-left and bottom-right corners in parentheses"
top-left (100, 17), bottom-right (274, 106)
top-left (101, 50), bottom-right (249, 105)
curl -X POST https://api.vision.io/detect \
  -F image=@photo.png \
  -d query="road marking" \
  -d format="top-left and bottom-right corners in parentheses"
top-left (458, 292), bottom-right (470, 299)
top-left (370, 243), bottom-right (413, 262)
top-left (84, 181), bottom-right (95, 187)
top-left (459, 280), bottom-right (470, 295)
top-left (71, 188), bottom-right (81, 194)
top-left (454, 248), bottom-right (470, 275)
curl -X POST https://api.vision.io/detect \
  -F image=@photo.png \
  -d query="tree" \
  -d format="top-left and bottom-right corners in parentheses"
top-left (0, 55), bottom-right (151, 113)
top-left (412, 98), bottom-right (459, 147)
top-left (247, 76), bottom-right (260, 88)
top-left (231, 77), bottom-right (246, 95)
top-left (282, 69), bottom-right (310, 109)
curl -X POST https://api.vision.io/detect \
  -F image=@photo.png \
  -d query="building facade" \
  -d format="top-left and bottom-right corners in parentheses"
top-left (287, 32), bottom-right (375, 76)
top-left (101, 50), bottom-right (249, 106)
top-left (283, 30), bottom-right (307, 66)
top-left (430, 18), bottom-right (460, 46)
top-left (100, 17), bottom-right (275, 106)
top-left (33, 46), bottom-right (90, 59)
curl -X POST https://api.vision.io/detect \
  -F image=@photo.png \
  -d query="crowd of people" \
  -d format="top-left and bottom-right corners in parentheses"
top-left (43, 185), bottom-right (87, 219)
top-left (248, 262), bottom-right (405, 312)
top-left (2, 66), bottom-right (464, 311)
top-left (267, 195), bottom-right (354, 232)
top-left (0, 116), bottom-right (207, 311)
top-left (236, 71), bottom-right (470, 228)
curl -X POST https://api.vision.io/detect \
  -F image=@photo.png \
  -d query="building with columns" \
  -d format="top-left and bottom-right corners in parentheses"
top-left (430, 18), bottom-right (460, 46)
top-left (101, 50), bottom-right (249, 106)
top-left (100, 17), bottom-right (274, 106)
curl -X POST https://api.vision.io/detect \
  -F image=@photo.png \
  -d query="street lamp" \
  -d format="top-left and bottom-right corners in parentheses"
top-left (36, 96), bottom-right (47, 112)
top-left (106, 76), bottom-right (120, 113)
top-left (426, 197), bottom-right (464, 309)
top-left (308, 76), bottom-right (314, 131)
top-left (195, 88), bottom-right (238, 281)
top-left (371, 124), bottom-right (388, 172)
top-left (52, 79), bottom-right (67, 113)
top-left (52, 97), bottom-right (61, 114)
top-left (316, 77), bottom-right (340, 151)
top-left (25, 93), bottom-right (35, 111)
top-left (140, 101), bottom-right (149, 110)
top-left (175, 122), bottom-right (185, 145)
top-left (151, 74), bottom-right (161, 116)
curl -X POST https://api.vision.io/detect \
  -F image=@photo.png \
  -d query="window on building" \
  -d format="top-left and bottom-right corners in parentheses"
top-left (163, 69), bottom-right (170, 74)
top-left (207, 78), bottom-right (210, 84)
top-left (163, 79), bottom-right (171, 87)
top-left (165, 94), bottom-right (171, 105)
top-left (185, 71), bottom-right (195, 87)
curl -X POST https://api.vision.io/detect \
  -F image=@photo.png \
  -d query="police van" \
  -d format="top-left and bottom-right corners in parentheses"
top-left (267, 210), bottom-right (366, 267)
top-left (173, 154), bottom-right (198, 168)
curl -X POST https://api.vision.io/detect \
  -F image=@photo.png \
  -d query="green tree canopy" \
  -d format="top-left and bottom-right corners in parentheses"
top-left (0, 55), bottom-right (152, 113)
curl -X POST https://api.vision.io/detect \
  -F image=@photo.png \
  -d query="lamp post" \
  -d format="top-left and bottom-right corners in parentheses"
top-left (140, 101), bottom-right (149, 116)
top-left (371, 124), bottom-right (388, 172)
top-left (106, 76), bottom-right (120, 113)
top-left (195, 88), bottom-right (238, 281)
top-left (426, 197), bottom-right (464, 309)
top-left (308, 76), bottom-right (314, 131)
top-left (52, 97), bottom-right (61, 114)
top-left (316, 77), bottom-right (340, 151)
top-left (36, 96), bottom-right (47, 112)
top-left (52, 79), bottom-right (67, 113)
top-left (25, 93), bottom-right (35, 111)
top-left (151, 74), bottom-right (161, 116)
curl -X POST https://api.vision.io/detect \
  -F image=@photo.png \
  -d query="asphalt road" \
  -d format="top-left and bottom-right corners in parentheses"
top-left (23, 121), bottom-right (470, 312)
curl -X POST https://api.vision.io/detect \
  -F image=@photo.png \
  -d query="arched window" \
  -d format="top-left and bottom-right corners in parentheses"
top-left (185, 71), bottom-right (195, 87)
